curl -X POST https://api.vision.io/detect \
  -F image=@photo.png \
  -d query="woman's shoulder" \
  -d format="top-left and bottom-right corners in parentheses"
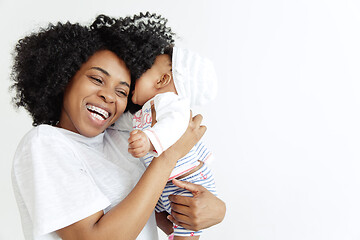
top-left (19, 124), bottom-right (64, 144)
top-left (14, 125), bottom-right (72, 163)
top-left (12, 125), bottom-right (83, 179)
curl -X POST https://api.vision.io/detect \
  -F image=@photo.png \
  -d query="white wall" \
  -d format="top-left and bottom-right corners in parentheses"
top-left (1, 0), bottom-right (360, 239)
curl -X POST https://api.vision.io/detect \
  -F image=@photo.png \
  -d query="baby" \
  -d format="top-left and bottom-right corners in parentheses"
top-left (128, 46), bottom-right (218, 239)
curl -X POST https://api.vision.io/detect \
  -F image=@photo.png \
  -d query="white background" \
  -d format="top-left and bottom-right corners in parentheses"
top-left (1, 0), bottom-right (360, 239)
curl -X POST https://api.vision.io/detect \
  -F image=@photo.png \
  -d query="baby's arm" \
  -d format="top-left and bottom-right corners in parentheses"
top-left (144, 93), bottom-right (190, 156)
top-left (128, 130), bottom-right (155, 158)
top-left (129, 93), bottom-right (190, 158)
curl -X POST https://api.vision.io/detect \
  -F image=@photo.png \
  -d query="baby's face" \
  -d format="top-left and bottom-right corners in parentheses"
top-left (132, 54), bottom-right (172, 106)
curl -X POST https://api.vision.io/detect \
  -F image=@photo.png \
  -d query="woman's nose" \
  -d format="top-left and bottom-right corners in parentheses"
top-left (98, 88), bottom-right (116, 103)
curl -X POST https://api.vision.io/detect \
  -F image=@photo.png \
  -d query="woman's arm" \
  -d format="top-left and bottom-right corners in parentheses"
top-left (56, 114), bottom-right (206, 240)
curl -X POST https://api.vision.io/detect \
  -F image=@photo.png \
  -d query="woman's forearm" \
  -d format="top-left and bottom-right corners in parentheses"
top-left (57, 151), bottom-right (179, 240)
top-left (94, 151), bottom-right (179, 239)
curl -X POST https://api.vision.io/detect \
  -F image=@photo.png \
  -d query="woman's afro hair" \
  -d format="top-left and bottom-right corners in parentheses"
top-left (11, 12), bottom-right (175, 125)
top-left (11, 22), bottom-right (106, 126)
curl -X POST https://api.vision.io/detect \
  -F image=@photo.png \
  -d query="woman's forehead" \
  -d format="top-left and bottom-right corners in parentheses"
top-left (83, 50), bottom-right (131, 84)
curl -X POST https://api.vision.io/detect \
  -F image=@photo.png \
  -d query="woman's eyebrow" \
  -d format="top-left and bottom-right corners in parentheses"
top-left (120, 81), bottom-right (130, 89)
top-left (91, 67), bottom-right (110, 76)
top-left (91, 66), bottom-right (129, 88)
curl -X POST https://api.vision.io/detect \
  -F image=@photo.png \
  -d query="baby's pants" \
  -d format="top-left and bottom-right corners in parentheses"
top-left (155, 163), bottom-right (217, 237)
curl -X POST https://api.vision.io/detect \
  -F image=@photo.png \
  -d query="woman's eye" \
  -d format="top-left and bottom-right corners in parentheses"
top-left (90, 76), bottom-right (103, 84)
top-left (116, 90), bottom-right (128, 97)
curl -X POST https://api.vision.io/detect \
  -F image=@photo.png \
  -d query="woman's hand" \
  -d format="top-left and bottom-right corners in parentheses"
top-left (167, 179), bottom-right (226, 231)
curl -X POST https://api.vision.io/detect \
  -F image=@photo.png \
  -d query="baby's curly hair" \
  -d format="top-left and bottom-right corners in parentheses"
top-left (11, 12), bottom-right (175, 125)
top-left (91, 12), bottom-right (176, 113)
top-left (91, 12), bottom-right (175, 80)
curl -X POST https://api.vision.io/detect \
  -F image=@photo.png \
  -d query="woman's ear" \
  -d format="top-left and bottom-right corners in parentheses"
top-left (156, 73), bottom-right (172, 89)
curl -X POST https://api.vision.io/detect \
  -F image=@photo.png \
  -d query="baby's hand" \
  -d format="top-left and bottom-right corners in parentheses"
top-left (128, 130), bottom-right (153, 158)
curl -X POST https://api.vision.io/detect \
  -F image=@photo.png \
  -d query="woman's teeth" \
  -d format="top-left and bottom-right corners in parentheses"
top-left (90, 112), bottom-right (105, 120)
top-left (86, 105), bottom-right (110, 119)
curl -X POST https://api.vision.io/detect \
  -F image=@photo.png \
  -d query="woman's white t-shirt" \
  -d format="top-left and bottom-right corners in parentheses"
top-left (12, 120), bottom-right (158, 240)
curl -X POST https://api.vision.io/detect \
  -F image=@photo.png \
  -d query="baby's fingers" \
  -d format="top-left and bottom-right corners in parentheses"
top-left (128, 145), bottom-right (147, 158)
top-left (128, 130), bottom-right (142, 143)
top-left (128, 139), bottom-right (145, 149)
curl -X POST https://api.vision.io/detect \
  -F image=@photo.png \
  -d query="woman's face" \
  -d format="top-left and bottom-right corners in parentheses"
top-left (58, 50), bottom-right (131, 137)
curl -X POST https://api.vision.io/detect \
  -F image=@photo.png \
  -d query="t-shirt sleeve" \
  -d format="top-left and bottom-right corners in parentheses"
top-left (12, 131), bottom-right (111, 237)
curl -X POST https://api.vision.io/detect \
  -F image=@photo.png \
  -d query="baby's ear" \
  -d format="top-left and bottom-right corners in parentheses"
top-left (156, 73), bottom-right (172, 89)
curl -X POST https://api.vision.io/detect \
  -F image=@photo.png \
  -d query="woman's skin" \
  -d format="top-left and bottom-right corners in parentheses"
top-left (55, 50), bottom-right (210, 240)
top-left (156, 179), bottom-right (226, 239)
top-left (169, 179), bottom-right (226, 231)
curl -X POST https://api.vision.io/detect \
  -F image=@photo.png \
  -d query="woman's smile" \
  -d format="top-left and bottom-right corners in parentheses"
top-left (86, 104), bottom-right (111, 120)
top-left (58, 50), bottom-right (131, 137)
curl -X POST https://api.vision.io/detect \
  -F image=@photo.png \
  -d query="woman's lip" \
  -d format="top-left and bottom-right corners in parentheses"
top-left (84, 103), bottom-right (114, 128)
top-left (87, 108), bottom-right (111, 127)
top-left (86, 103), bottom-right (112, 119)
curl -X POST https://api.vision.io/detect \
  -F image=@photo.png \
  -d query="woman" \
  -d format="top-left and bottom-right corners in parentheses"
top-left (11, 13), bottom-right (225, 240)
